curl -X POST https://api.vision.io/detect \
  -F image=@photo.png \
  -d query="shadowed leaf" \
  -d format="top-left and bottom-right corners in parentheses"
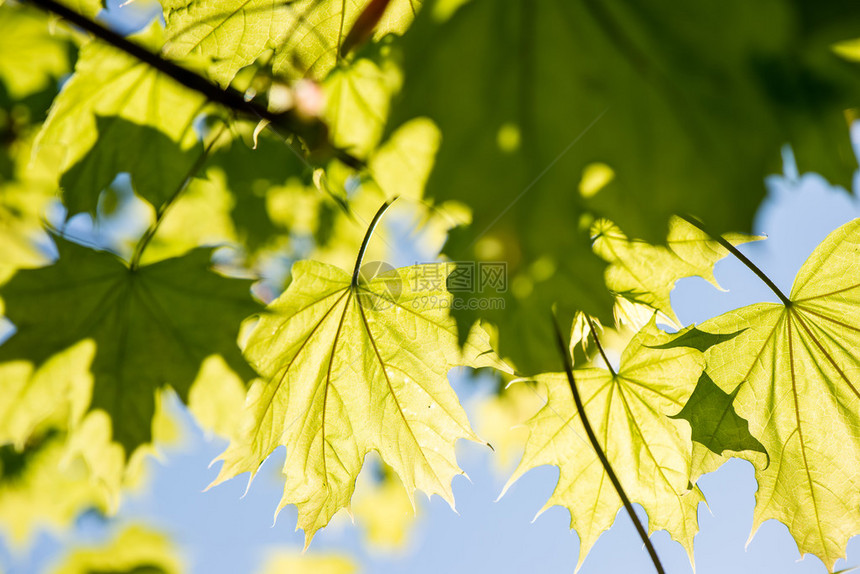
top-left (0, 239), bottom-right (259, 455)
top-left (670, 372), bottom-right (767, 481)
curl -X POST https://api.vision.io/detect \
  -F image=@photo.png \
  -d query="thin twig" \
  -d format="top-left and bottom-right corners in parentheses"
top-left (129, 123), bottom-right (226, 270)
top-left (584, 314), bottom-right (616, 377)
top-left (679, 214), bottom-right (791, 307)
top-left (550, 312), bottom-right (665, 574)
top-left (351, 197), bottom-right (398, 287)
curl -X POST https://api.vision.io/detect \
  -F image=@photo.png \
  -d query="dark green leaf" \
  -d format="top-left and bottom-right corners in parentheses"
top-left (671, 372), bottom-right (767, 460)
top-left (0, 240), bottom-right (259, 454)
top-left (387, 0), bottom-right (860, 371)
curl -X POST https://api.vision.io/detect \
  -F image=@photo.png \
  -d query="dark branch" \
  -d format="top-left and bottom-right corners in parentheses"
top-left (25, 0), bottom-right (361, 167)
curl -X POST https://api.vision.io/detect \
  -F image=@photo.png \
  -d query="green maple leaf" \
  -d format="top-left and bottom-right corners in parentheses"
top-left (203, 127), bottom-right (308, 252)
top-left (212, 258), bottom-right (508, 545)
top-left (392, 0), bottom-right (860, 240)
top-left (387, 0), bottom-right (860, 372)
top-left (35, 23), bottom-right (206, 216)
top-left (0, 7), bottom-right (68, 287)
top-left (163, 0), bottom-right (421, 86)
top-left (367, 117), bottom-right (441, 202)
top-left (0, 239), bottom-right (259, 455)
top-left (0, 341), bottom-right (93, 449)
top-left (503, 318), bottom-right (705, 569)
top-left (592, 217), bottom-right (762, 324)
top-left (0, 178), bottom-right (53, 288)
top-left (665, 217), bottom-right (860, 569)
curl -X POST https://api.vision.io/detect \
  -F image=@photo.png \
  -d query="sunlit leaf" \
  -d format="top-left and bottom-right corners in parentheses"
top-left (0, 3), bottom-right (71, 100)
top-left (0, 434), bottom-right (109, 548)
top-left (212, 258), bottom-right (509, 545)
top-left (504, 318), bottom-right (705, 569)
top-left (667, 218), bottom-right (860, 569)
top-left (0, 341), bottom-right (93, 449)
top-left (35, 23), bottom-right (206, 216)
top-left (258, 551), bottom-right (357, 574)
top-left (187, 355), bottom-right (249, 440)
top-left (0, 112), bottom-right (61, 289)
top-left (473, 380), bottom-right (545, 474)
top-left (592, 217), bottom-right (763, 324)
top-left (322, 54), bottom-right (402, 158)
top-left (163, 0), bottom-right (421, 85)
top-left (351, 464), bottom-right (417, 552)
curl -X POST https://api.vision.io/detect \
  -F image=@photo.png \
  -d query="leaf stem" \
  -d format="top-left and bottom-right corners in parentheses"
top-left (550, 313), bottom-right (665, 574)
top-left (129, 123), bottom-right (225, 270)
top-left (23, 0), bottom-right (361, 168)
top-left (351, 197), bottom-right (398, 287)
top-left (679, 214), bottom-right (791, 307)
top-left (585, 314), bottom-right (616, 377)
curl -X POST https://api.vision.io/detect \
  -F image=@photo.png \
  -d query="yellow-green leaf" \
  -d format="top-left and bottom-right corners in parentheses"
top-left (0, 129), bottom-right (59, 289)
top-left (322, 56), bottom-right (402, 159)
top-left (351, 464), bottom-right (417, 552)
top-left (674, 218), bottom-right (860, 569)
top-left (187, 356), bottom-right (249, 440)
top-left (0, 3), bottom-right (71, 100)
top-left (367, 118), bottom-right (441, 202)
top-left (35, 23), bottom-right (206, 216)
top-left (163, 0), bottom-right (421, 85)
top-left (504, 318), bottom-right (705, 569)
top-left (212, 259), bottom-right (508, 545)
top-left (0, 435), bottom-right (110, 547)
top-left (0, 341), bottom-right (93, 449)
top-left (473, 380), bottom-right (545, 474)
top-left (592, 217), bottom-right (762, 323)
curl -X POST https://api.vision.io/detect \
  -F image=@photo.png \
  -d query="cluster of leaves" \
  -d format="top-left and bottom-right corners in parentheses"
top-left (1, 0), bottom-right (859, 572)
